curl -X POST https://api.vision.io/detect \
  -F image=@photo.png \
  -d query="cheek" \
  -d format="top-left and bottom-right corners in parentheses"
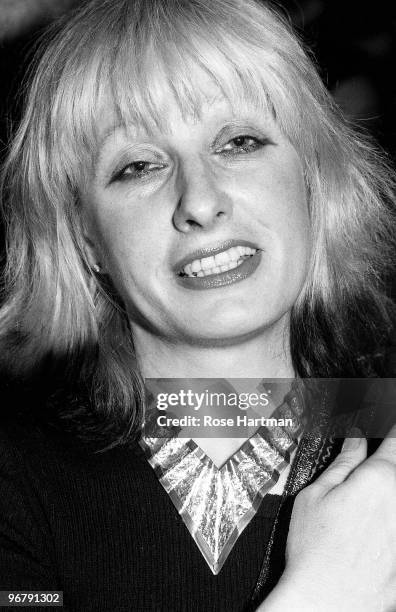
top-left (88, 200), bottom-right (167, 284)
top-left (277, 185), bottom-right (310, 258)
top-left (251, 156), bottom-right (311, 285)
top-left (268, 154), bottom-right (309, 241)
top-left (244, 156), bottom-right (309, 239)
top-left (278, 184), bottom-right (311, 297)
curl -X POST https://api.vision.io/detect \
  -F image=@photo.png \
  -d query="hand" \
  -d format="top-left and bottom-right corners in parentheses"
top-left (277, 425), bottom-right (396, 611)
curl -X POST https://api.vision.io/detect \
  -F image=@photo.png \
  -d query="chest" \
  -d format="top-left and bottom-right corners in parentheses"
top-left (48, 457), bottom-right (284, 611)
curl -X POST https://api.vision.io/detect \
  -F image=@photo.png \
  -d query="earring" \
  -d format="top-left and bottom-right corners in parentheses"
top-left (92, 263), bottom-right (102, 274)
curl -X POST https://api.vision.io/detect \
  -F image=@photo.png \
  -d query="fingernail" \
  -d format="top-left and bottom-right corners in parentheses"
top-left (342, 427), bottom-right (362, 451)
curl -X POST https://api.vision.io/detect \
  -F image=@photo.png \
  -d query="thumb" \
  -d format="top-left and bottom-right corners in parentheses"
top-left (315, 428), bottom-right (367, 491)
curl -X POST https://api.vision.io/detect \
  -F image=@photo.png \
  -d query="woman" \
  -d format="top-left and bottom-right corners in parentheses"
top-left (0, 0), bottom-right (396, 610)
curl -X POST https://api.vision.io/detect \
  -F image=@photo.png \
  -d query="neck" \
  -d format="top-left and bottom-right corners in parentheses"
top-left (132, 320), bottom-right (294, 379)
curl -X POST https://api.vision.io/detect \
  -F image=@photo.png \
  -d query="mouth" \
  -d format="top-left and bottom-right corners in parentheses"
top-left (174, 240), bottom-right (262, 290)
top-left (178, 244), bottom-right (259, 278)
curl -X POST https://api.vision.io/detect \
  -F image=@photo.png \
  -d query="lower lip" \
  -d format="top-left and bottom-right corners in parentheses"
top-left (175, 251), bottom-right (262, 290)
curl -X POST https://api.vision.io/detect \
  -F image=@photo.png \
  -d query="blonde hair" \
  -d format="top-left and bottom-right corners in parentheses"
top-left (1, 0), bottom-right (395, 448)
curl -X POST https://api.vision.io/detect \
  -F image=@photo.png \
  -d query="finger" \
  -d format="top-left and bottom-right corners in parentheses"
top-left (314, 428), bottom-right (367, 491)
top-left (371, 423), bottom-right (396, 465)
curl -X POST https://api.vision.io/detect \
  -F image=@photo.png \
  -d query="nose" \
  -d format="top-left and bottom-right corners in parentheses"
top-left (172, 159), bottom-right (233, 232)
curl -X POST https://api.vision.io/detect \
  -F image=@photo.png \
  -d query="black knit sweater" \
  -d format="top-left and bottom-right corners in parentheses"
top-left (0, 412), bottom-right (291, 612)
top-left (2, 370), bottom-right (390, 611)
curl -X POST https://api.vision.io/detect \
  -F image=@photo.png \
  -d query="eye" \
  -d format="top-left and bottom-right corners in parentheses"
top-left (216, 135), bottom-right (266, 155)
top-left (111, 160), bottom-right (165, 183)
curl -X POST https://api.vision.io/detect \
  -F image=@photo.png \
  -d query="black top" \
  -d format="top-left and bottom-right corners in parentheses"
top-left (1, 371), bottom-right (391, 611)
top-left (0, 413), bottom-right (288, 612)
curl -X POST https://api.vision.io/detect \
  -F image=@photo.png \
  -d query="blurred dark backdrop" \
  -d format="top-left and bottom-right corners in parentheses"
top-left (282, 0), bottom-right (396, 159)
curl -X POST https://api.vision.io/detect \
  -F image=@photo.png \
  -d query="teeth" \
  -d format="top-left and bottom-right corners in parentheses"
top-left (181, 245), bottom-right (258, 278)
top-left (214, 250), bottom-right (230, 266)
top-left (201, 255), bottom-right (215, 270)
top-left (228, 247), bottom-right (240, 261)
top-left (191, 259), bottom-right (201, 273)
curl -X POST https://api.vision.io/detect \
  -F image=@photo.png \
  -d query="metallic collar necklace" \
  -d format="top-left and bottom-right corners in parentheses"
top-left (139, 384), bottom-right (304, 574)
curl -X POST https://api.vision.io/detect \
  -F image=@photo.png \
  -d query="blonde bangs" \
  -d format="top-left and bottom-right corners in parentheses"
top-left (46, 0), bottom-right (322, 188)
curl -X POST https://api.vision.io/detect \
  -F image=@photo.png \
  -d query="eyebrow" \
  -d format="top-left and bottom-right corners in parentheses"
top-left (98, 123), bottom-right (127, 150)
top-left (96, 118), bottom-right (166, 158)
top-left (94, 123), bottom-right (136, 175)
top-left (210, 120), bottom-right (270, 149)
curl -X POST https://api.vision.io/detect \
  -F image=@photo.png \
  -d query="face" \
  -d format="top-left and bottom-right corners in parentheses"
top-left (82, 80), bottom-right (311, 347)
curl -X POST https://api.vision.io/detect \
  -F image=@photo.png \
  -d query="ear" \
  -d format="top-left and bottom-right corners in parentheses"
top-left (80, 213), bottom-right (105, 274)
top-left (84, 235), bottom-right (104, 274)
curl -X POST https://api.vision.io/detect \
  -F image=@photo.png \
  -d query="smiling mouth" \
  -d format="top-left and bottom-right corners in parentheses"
top-left (178, 245), bottom-right (259, 278)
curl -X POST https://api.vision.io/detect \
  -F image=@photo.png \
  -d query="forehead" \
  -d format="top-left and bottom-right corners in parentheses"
top-left (95, 70), bottom-right (273, 149)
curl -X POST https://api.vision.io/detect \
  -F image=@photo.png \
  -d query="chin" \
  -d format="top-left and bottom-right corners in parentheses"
top-left (177, 314), bottom-right (279, 347)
